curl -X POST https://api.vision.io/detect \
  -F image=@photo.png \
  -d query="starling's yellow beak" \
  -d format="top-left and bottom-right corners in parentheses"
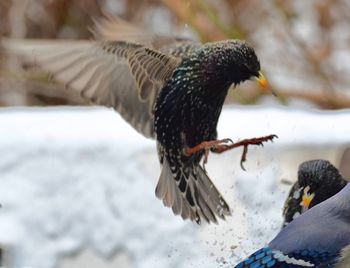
top-left (254, 72), bottom-right (277, 96)
top-left (300, 186), bottom-right (315, 213)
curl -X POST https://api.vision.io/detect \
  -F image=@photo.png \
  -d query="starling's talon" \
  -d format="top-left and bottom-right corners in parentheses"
top-left (239, 145), bottom-right (248, 171)
top-left (202, 149), bottom-right (210, 168)
top-left (185, 138), bottom-right (234, 157)
top-left (211, 134), bottom-right (278, 170)
top-left (185, 134), bottom-right (277, 168)
top-left (240, 162), bottom-right (246, 171)
top-left (223, 138), bottom-right (234, 144)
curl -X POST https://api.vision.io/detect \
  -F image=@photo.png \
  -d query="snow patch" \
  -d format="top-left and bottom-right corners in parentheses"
top-left (0, 106), bottom-right (349, 267)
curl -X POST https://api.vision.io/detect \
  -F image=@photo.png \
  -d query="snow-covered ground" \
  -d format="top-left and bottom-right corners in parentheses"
top-left (0, 106), bottom-right (349, 268)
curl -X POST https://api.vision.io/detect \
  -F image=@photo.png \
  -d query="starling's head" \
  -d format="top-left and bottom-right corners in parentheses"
top-left (206, 40), bottom-right (275, 95)
top-left (297, 159), bottom-right (347, 211)
top-left (216, 40), bottom-right (260, 84)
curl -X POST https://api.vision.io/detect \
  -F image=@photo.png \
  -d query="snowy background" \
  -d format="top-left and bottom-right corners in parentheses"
top-left (1, 1), bottom-right (350, 267)
top-left (0, 105), bottom-right (349, 268)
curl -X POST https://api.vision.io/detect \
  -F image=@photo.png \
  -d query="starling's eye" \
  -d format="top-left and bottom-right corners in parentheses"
top-left (243, 64), bottom-right (258, 77)
top-left (249, 73), bottom-right (258, 80)
top-left (252, 71), bottom-right (260, 78)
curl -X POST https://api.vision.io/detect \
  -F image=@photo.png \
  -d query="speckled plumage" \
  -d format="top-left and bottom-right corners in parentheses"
top-left (155, 41), bottom-right (260, 150)
top-left (154, 41), bottom-right (261, 223)
top-left (2, 14), bottom-right (264, 224)
top-left (283, 160), bottom-right (347, 227)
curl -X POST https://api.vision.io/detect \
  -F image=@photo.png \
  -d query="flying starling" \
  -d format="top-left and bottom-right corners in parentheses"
top-left (282, 159), bottom-right (347, 227)
top-left (3, 14), bottom-right (276, 223)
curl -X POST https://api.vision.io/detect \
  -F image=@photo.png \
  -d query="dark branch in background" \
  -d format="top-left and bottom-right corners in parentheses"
top-left (1, 0), bottom-right (350, 109)
top-left (229, 85), bottom-right (350, 109)
top-left (273, 0), bottom-right (336, 97)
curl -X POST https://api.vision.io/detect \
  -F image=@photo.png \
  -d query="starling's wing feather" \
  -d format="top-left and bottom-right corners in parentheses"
top-left (156, 154), bottom-right (231, 224)
top-left (120, 42), bottom-right (182, 101)
top-left (2, 39), bottom-right (182, 138)
top-left (91, 12), bottom-right (194, 50)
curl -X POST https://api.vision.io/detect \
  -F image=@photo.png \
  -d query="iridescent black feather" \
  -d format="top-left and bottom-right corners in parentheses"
top-left (154, 41), bottom-right (262, 223)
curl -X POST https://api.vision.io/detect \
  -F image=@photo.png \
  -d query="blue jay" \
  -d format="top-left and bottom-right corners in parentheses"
top-left (235, 165), bottom-right (350, 267)
top-left (282, 159), bottom-right (347, 227)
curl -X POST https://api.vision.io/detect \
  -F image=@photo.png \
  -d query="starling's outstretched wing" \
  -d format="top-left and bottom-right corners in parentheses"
top-left (2, 39), bottom-right (181, 138)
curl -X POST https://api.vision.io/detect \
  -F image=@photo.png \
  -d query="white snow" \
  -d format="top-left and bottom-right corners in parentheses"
top-left (0, 106), bottom-right (349, 268)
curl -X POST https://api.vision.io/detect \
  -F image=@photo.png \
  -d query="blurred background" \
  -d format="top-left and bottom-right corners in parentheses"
top-left (0, 1), bottom-right (350, 268)
top-left (1, 0), bottom-right (350, 108)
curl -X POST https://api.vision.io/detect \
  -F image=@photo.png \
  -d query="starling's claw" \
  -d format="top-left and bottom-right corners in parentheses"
top-left (270, 134), bottom-right (278, 141)
top-left (211, 134), bottom-right (278, 170)
top-left (185, 138), bottom-right (235, 168)
top-left (185, 138), bottom-right (234, 157)
top-left (223, 138), bottom-right (234, 144)
top-left (202, 148), bottom-right (210, 168)
top-left (185, 135), bottom-right (277, 169)
top-left (240, 145), bottom-right (248, 171)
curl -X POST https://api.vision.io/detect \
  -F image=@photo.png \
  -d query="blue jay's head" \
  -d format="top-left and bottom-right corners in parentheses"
top-left (282, 159), bottom-right (347, 227)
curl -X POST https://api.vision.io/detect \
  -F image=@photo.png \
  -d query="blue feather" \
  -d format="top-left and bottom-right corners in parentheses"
top-left (235, 247), bottom-right (339, 268)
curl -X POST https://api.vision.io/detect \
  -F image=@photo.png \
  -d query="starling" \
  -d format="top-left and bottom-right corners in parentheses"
top-left (282, 159), bottom-right (347, 227)
top-left (2, 14), bottom-right (276, 223)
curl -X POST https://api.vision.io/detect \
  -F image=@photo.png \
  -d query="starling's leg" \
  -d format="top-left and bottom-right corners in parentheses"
top-left (212, 134), bottom-right (278, 170)
top-left (184, 138), bottom-right (233, 165)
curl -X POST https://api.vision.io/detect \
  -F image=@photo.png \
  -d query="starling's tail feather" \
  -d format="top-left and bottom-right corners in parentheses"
top-left (155, 159), bottom-right (231, 224)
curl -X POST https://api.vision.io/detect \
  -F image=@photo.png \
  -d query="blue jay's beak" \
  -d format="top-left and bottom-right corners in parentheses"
top-left (300, 186), bottom-right (315, 213)
top-left (254, 72), bottom-right (277, 97)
